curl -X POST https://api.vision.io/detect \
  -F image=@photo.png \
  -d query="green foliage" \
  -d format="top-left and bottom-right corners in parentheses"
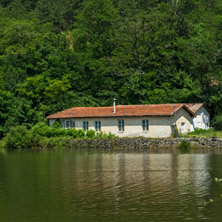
top-left (65, 128), bottom-right (79, 138)
top-left (86, 129), bottom-right (96, 138)
top-left (30, 122), bottom-right (115, 140)
top-left (185, 128), bottom-right (222, 138)
top-left (3, 125), bottom-right (33, 149)
top-left (1, 0), bottom-right (222, 135)
top-left (178, 140), bottom-right (191, 150)
top-left (52, 120), bottom-right (62, 128)
top-left (208, 178), bottom-right (222, 204)
top-left (76, 129), bottom-right (86, 138)
top-left (31, 122), bottom-right (51, 137)
top-left (212, 116), bottom-right (222, 131)
top-left (2, 122), bottom-right (117, 149)
top-left (187, 128), bottom-right (214, 136)
top-left (95, 131), bottom-right (116, 139)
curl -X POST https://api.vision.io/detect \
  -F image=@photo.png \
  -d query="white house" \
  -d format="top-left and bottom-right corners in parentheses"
top-left (46, 103), bottom-right (198, 138)
top-left (185, 103), bottom-right (210, 131)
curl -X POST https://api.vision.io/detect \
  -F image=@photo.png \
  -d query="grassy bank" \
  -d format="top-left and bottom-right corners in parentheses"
top-left (185, 129), bottom-right (222, 138)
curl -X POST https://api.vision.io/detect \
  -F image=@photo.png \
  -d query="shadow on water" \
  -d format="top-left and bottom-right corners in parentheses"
top-left (0, 148), bottom-right (222, 221)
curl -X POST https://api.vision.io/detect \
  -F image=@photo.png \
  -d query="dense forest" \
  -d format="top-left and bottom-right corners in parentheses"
top-left (0, 0), bottom-right (222, 137)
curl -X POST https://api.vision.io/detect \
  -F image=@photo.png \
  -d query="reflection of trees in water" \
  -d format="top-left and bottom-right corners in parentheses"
top-left (0, 151), bottom-right (215, 221)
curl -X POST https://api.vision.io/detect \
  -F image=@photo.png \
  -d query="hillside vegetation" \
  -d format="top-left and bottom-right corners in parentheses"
top-left (0, 0), bottom-right (222, 137)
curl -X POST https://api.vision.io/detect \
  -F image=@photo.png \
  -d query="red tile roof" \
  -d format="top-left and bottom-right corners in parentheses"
top-left (184, 103), bottom-right (204, 113)
top-left (46, 104), bottom-right (195, 119)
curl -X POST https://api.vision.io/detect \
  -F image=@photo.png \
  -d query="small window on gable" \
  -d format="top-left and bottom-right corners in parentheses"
top-left (118, 120), bottom-right (124, 132)
top-left (95, 121), bottom-right (101, 131)
top-left (142, 120), bottom-right (149, 131)
top-left (83, 121), bottom-right (89, 131)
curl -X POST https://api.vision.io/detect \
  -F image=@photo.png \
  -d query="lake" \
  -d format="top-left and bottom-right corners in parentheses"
top-left (0, 149), bottom-right (222, 221)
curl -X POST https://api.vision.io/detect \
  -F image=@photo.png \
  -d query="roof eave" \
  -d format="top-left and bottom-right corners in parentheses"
top-left (47, 114), bottom-right (173, 119)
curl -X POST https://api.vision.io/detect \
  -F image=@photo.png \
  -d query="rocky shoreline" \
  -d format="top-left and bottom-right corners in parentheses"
top-left (65, 137), bottom-right (222, 149)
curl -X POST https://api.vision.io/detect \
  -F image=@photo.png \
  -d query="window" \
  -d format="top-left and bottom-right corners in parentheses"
top-left (142, 120), bottom-right (149, 131)
top-left (118, 120), bottom-right (124, 132)
top-left (95, 121), bottom-right (101, 131)
top-left (65, 120), bottom-right (75, 128)
top-left (83, 121), bottom-right (89, 131)
top-left (203, 115), bottom-right (209, 123)
top-left (65, 120), bottom-right (70, 129)
top-left (181, 122), bottom-right (185, 133)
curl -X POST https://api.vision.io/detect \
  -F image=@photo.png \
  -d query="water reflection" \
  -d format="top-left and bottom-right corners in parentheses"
top-left (0, 150), bottom-right (221, 222)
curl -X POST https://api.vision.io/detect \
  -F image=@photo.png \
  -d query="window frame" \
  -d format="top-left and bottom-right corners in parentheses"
top-left (181, 122), bottom-right (185, 127)
top-left (94, 121), bottom-right (101, 132)
top-left (142, 119), bottom-right (149, 131)
top-left (71, 120), bottom-right (75, 128)
top-left (83, 121), bottom-right (89, 131)
top-left (65, 120), bottom-right (71, 129)
top-left (118, 120), bottom-right (124, 132)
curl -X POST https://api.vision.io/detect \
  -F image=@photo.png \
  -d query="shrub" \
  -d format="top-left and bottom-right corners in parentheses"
top-left (31, 122), bottom-right (50, 137)
top-left (212, 115), bottom-right (222, 130)
top-left (178, 140), bottom-right (190, 150)
top-left (65, 128), bottom-right (79, 138)
top-left (3, 125), bottom-right (33, 149)
top-left (52, 120), bottom-right (62, 128)
top-left (86, 129), bottom-right (95, 138)
top-left (50, 128), bottom-right (66, 137)
top-left (107, 132), bottom-right (116, 139)
top-left (77, 129), bottom-right (85, 138)
top-left (31, 123), bottom-right (115, 140)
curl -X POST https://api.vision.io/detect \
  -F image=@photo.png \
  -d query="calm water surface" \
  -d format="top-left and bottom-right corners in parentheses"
top-left (0, 149), bottom-right (222, 222)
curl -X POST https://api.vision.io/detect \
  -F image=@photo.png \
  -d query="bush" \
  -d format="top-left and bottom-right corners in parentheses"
top-left (31, 122), bottom-right (67, 137)
top-left (65, 128), bottom-right (79, 138)
top-left (178, 140), bottom-right (190, 150)
top-left (52, 120), bottom-right (62, 128)
top-left (31, 122), bottom-right (50, 137)
top-left (86, 129), bottom-right (95, 138)
top-left (3, 125), bottom-right (33, 149)
top-left (31, 123), bottom-right (115, 140)
top-left (77, 129), bottom-right (85, 138)
top-left (107, 132), bottom-right (116, 139)
top-left (212, 115), bottom-right (222, 130)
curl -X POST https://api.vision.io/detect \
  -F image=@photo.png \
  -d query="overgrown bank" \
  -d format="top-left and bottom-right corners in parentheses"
top-left (2, 124), bottom-right (222, 150)
top-left (1, 123), bottom-right (115, 149)
top-left (3, 136), bottom-right (222, 150)
top-left (2, 122), bottom-right (222, 150)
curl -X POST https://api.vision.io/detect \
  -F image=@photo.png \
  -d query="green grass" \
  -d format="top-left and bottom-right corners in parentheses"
top-left (185, 128), bottom-right (222, 138)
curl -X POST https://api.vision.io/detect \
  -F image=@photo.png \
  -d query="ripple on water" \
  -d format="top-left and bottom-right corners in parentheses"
top-left (0, 150), bottom-right (220, 222)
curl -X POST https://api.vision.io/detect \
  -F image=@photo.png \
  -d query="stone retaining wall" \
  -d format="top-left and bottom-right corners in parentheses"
top-left (68, 137), bottom-right (222, 149)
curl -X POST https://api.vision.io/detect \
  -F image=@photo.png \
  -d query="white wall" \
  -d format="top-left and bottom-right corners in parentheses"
top-left (59, 116), bottom-right (172, 138)
top-left (170, 108), bottom-right (192, 134)
top-left (190, 107), bottom-right (210, 131)
top-left (49, 108), bottom-right (192, 137)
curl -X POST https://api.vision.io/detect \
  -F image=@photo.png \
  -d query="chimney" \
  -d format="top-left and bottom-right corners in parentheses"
top-left (113, 98), bottom-right (116, 114)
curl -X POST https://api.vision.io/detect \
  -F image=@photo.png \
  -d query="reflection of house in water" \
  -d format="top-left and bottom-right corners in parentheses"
top-left (58, 152), bottom-right (211, 218)
top-left (177, 154), bottom-right (211, 195)
top-left (102, 153), bottom-right (211, 204)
